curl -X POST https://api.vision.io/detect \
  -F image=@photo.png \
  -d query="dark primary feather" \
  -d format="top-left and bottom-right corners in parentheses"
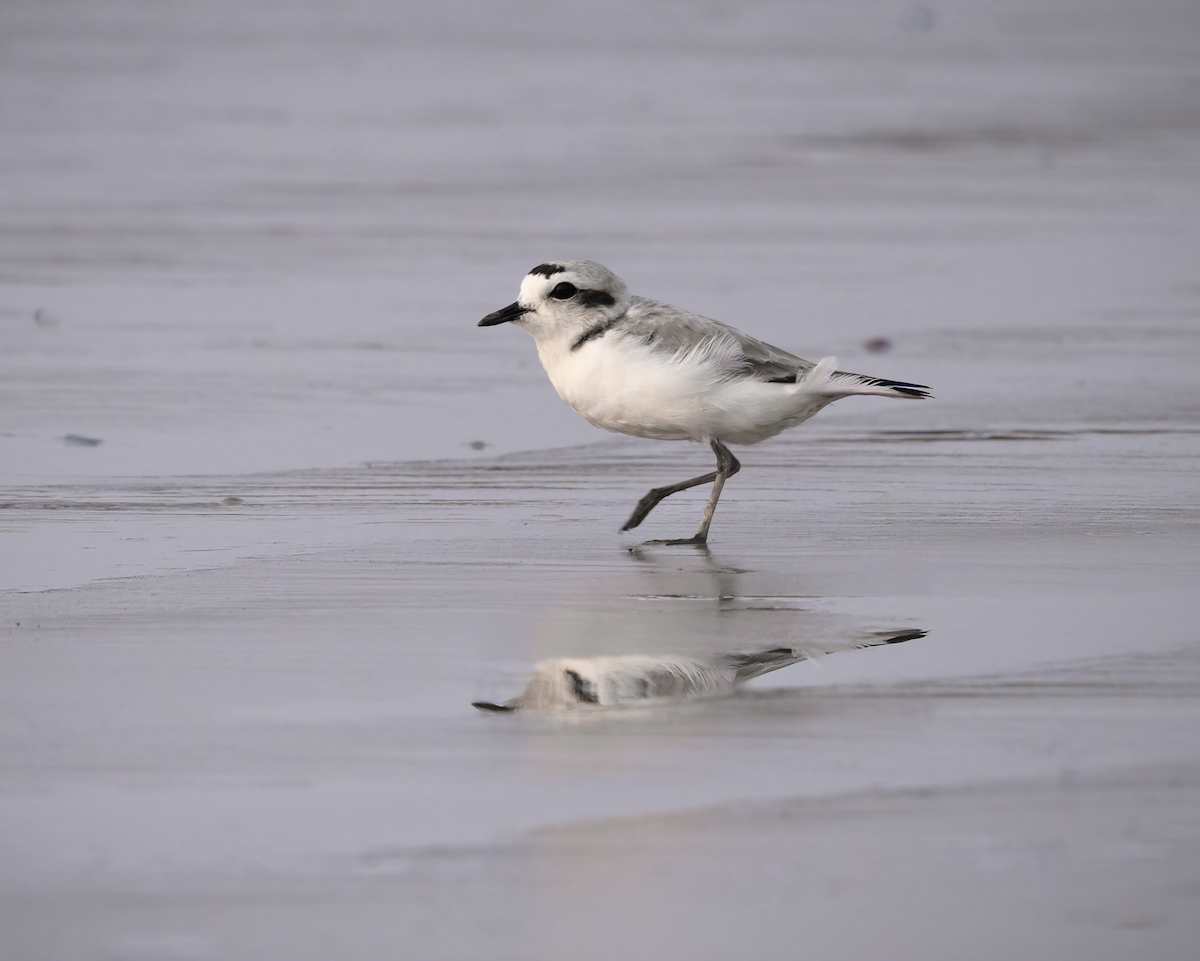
top-left (856, 376), bottom-right (931, 398)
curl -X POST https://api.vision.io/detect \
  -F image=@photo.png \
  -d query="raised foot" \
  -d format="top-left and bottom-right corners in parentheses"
top-left (620, 487), bottom-right (680, 532)
top-left (620, 470), bottom-right (721, 531)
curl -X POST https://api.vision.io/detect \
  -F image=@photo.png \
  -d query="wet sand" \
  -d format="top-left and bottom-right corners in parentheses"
top-left (3, 1), bottom-right (1200, 958)
top-left (3, 428), bottom-right (1198, 958)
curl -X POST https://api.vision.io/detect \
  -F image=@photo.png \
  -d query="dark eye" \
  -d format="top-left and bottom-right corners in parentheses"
top-left (548, 281), bottom-right (577, 300)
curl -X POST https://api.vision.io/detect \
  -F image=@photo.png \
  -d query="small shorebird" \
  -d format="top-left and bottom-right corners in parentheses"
top-left (472, 630), bottom-right (925, 712)
top-left (479, 261), bottom-right (930, 544)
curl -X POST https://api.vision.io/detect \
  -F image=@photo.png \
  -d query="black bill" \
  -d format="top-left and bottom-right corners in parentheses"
top-left (478, 301), bottom-right (529, 327)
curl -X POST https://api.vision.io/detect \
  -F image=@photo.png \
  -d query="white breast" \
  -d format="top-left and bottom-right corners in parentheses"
top-left (536, 333), bottom-right (707, 441)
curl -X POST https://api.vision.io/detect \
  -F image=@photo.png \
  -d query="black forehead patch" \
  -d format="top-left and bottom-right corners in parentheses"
top-left (579, 289), bottom-right (616, 308)
top-left (528, 263), bottom-right (566, 278)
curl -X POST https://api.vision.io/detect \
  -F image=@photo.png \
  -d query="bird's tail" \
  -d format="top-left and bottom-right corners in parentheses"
top-left (802, 356), bottom-right (931, 400)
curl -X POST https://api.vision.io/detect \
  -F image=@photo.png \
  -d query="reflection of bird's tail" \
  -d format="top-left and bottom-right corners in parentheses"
top-left (802, 356), bottom-right (932, 400)
top-left (857, 628), bottom-right (928, 647)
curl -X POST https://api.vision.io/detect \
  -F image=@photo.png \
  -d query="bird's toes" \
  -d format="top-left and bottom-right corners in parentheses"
top-left (639, 535), bottom-right (709, 548)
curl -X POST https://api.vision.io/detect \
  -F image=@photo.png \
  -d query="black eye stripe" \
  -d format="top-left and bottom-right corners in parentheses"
top-left (579, 289), bottom-right (616, 308)
top-left (549, 281), bottom-right (578, 299)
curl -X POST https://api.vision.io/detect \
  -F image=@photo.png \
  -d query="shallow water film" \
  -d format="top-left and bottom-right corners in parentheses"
top-left (3, 1), bottom-right (1199, 958)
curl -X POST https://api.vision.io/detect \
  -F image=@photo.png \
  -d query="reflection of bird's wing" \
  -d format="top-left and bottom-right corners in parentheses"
top-left (718, 648), bottom-right (806, 684)
top-left (615, 298), bottom-right (814, 384)
top-left (723, 629), bottom-right (927, 684)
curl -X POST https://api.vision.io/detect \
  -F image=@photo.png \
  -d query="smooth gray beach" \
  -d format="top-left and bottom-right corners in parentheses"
top-left (2, 1), bottom-right (1199, 958)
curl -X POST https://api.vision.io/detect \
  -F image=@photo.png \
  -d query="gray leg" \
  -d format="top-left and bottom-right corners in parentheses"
top-left (621, 469), bottom-right (719, 532)
top-left (622, 439), bottom-right (741, 544)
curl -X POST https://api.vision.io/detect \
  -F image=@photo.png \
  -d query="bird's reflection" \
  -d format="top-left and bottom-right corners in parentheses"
top-left (473, 629), bottom-right (924, 712)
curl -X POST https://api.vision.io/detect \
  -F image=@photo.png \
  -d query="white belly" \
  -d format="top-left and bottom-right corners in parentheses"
top-left (537, 335), bottom-right (834, 445)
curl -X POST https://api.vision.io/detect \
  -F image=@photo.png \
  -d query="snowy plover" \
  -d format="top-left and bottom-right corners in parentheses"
top-left (480, 261), bottom-right (930, 544)
top-left (472, 630), bottom-right (925, 712)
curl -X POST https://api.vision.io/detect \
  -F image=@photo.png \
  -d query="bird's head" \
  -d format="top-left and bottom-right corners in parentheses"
top-left (478, 260), bottom-right (629, 340)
